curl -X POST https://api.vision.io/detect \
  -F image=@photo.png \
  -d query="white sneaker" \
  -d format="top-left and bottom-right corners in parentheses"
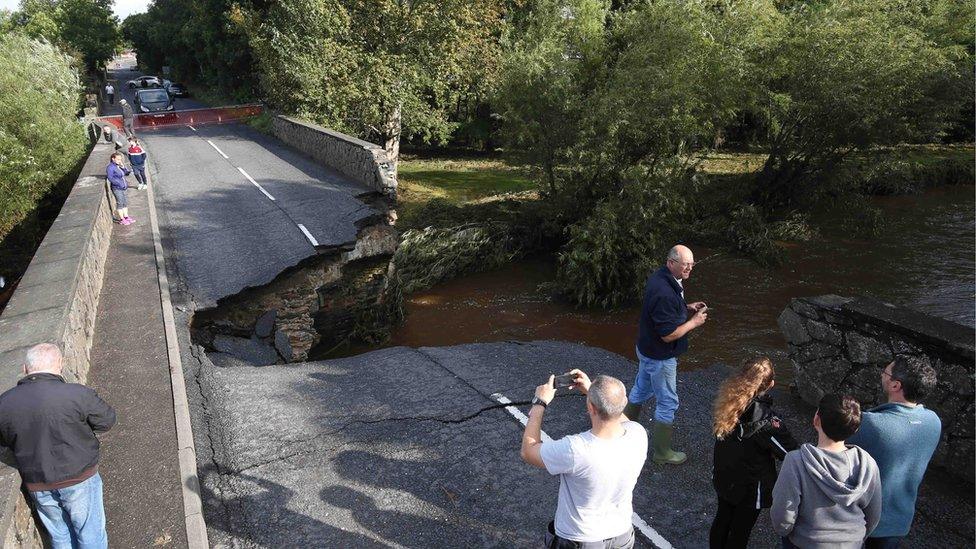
top-left (138, 184), bottom-right (146, 190)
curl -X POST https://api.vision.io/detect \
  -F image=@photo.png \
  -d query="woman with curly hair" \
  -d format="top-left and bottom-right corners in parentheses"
top-left (709, 357), bottom-right (798, 548)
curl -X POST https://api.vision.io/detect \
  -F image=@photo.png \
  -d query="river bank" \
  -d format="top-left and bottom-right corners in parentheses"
top-left (343, 183), bottom-right (975, 386)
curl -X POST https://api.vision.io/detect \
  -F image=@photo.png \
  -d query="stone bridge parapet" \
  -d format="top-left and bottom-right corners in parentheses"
top-left (0, 139), bottom-right (117, 547)
top-left (270, 115), bottom-right (397, 202)
top-left (779, 295), bottom-right (974, 483)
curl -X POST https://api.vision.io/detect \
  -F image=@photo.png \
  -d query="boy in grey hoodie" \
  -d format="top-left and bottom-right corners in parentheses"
top-left (771, 394), bottom-right (882, 548)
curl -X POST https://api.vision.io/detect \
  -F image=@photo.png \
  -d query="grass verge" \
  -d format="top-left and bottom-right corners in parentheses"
top-left (396, 155), bottom-right (537, 225)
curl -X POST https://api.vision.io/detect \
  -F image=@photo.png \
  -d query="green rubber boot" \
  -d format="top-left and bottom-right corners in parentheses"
top-left (622, 402), bottom-right (643, 422)
top-left (651, 422), bottom-right (687, 465)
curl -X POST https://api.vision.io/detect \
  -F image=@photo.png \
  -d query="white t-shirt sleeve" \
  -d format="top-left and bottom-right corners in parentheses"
top-left (540, 436), bottom-right (575, 476)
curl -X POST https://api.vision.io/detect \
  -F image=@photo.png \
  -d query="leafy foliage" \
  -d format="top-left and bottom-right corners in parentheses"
top-left (7, 0), bottom-right (120, 71)
top-left (495, 0), bottom-right (969, 305)
top-left (493, 0), bottom-right (607, 193)
top-left (837, 150), bottom-right (975, 196)
top-left (498, 0), bottom-right (758, 305)
top-left (394, 223), bottom-right (520, 293)
top-left (751, 0), bottom-right (966, 209)
top-left (241, 0), bottom-right (504, 168)
top-left (0, 32), bottom-right (87, 251)
top-left (124, 0), bottom-right (255, 100)
top-left (556, 168), bottom-right (691, 308)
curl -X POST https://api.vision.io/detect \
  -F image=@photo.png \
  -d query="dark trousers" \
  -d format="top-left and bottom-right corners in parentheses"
top-left (544, 522), bottom-right (635, 549)
top-left (865, 537), bottom-right (904, 549)
top-left (709, 497), bottom-right (761, 549)
top-left (132, 165), bottom-right (147, 186)
top-left (108, 93), bottom-right (114, 105)
top-left (781, 537), bottom-right (798, 548)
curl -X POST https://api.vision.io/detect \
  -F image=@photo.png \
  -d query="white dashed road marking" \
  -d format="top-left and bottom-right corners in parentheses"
top-left (187, 125), bottom-right (197, 131)
top-left (207, 139), bottom-right (228, 158)
top-left (237, 167), bottom-right (275, 201)
top-left (297, 224), bottom-right (319, 247)
top-left (491, 393), bottom-right (552, 441)
top-left (489, 392), bottom-right (675, 549)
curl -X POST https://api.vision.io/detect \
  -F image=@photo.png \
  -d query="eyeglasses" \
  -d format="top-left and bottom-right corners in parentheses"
top-left (881, 370), bottom-right (899, 381)
top-left (669, 259), bottom-right (696, 268)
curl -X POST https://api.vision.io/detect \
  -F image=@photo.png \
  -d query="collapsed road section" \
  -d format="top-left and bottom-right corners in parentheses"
top-left (144, 118), bottom-right (400, 363)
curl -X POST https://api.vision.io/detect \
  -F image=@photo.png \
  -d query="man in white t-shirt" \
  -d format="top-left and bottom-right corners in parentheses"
top-left (521, 369), bottom-right (648, 549)
top-left (104, 83), bottom-right (115, 105)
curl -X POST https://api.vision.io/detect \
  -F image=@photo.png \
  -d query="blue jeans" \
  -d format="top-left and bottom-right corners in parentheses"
top-left (628, 347), bottom-right (678, 424)
top-left (865, 537), bottom-right (904, 549)
top-left (30, 473), bottom-right (108, 549)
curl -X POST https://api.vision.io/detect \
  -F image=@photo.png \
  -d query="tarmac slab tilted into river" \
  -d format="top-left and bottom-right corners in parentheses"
top-left (140, 122), bottom-right (380, 309)
top-left (106, 64), bottom-right (381, 310)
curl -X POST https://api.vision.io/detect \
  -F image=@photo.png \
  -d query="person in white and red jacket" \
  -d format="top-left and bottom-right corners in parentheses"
top-left (127, 137), bottom-right (148, 190)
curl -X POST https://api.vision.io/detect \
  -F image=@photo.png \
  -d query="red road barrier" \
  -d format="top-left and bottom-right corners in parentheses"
top-left (96, 103), bottom-right (264, 131)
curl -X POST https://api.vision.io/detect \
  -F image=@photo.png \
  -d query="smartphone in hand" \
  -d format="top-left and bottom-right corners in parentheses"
top-left (553, 373), bottom-right (577, 389)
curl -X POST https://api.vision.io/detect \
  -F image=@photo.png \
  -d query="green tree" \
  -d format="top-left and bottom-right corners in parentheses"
top-left (14, 0), bottom-right (61, 41)
top-left (56, 0), bottom-right (119, 70)
top-left (583, 0), bottom-right (760, 176)
top-left (494, 0), bottom-right (608, 195)
top-left (556, 166), bottom-right (692, 308)
top-left (121, 12), bottom-right (152, 62)
top-left (0, 32), bottom-right (87, 245)
top-left (243, 0), bottom-right (504, 172)
top-left (751, 0), bottom-right (964, 210)
top-left (123, 0), bottom-right (256, 99)
top-left (6, 0), bottom-right (119, 71)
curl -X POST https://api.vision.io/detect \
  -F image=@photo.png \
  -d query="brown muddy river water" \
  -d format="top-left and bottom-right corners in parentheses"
top-left (353, 185), bottom-right (975, 384)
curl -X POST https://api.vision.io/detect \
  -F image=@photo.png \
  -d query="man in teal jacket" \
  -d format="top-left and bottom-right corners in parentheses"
top-left (847, 355), bottom-right (942, 549)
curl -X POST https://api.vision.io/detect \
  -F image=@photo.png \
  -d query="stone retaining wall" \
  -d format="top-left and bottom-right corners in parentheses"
top-left (0, 139), bottom-right (116, 547)
top-left (270, 115), bottom-right (397, 201)
top-left (779, 295), bottom-right (975, 483)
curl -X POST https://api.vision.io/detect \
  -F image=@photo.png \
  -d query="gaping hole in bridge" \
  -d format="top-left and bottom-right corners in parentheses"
top-left (189, 222), bottom-right (402, 365)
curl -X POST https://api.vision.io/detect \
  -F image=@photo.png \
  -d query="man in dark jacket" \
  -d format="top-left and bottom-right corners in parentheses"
top-left (120, 99), bottom-right (135, 138)
top-left (0, 343), bottom-right (116, 549)
top-left (624, 245), bottom-right (708, 464)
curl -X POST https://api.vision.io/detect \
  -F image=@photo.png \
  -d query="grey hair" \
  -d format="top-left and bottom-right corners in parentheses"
top-left (25, 343), bottom-right (63, 374)
top-left (667, 246), bottom-right (681, 262)
top-left (587, 375), bottom-right (627, 420)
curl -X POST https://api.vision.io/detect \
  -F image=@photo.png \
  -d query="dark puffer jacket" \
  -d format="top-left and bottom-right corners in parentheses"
top-left (712, 395), bottom-right (798, 508)
top-left (0, 373), bottom-right (116, 487)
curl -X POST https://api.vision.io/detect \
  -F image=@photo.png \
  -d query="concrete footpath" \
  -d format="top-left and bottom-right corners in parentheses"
top-left (87, 173), bottom-right (188, 547)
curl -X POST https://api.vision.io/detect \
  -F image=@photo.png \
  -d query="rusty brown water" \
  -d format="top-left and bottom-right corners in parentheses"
top-left (350, 185), bottom-right (975, 384)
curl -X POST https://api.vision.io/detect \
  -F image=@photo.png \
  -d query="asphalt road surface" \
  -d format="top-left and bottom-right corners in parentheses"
top-left (142, 122), bottom-right (378, 308)
top-left (195, 341), bottom-right (673, 548)
top-left (192, 341), bottom-right (974, 548)
top-left (105, 63), bottom-right (380, 308)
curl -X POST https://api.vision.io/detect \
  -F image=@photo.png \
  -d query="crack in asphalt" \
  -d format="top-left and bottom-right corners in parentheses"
top-left (218, 399), bottom-right (536, 476)
top-left (188, 344), bottom-right (235, 525)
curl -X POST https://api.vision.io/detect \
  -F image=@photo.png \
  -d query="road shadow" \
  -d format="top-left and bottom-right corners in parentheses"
top-left (197, 464), bottom-right (384, 548)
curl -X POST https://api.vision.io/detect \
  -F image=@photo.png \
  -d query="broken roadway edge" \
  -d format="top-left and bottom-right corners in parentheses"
top-left (182, 341), bottom-right (973, 548)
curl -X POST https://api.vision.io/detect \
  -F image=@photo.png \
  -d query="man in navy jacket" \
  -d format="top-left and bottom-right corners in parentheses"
top-left (624, 245), bottom-right (708, 465)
